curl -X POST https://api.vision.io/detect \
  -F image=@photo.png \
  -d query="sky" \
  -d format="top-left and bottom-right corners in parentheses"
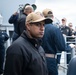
top-left (35, 0), bottom-right (76, 28)
top-left (0, 0), bottom-right (35, 25)
top-left (0, 0), bottom-right (76, 28)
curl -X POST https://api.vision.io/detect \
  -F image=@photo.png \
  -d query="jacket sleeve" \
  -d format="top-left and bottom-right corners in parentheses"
top-left (8, 14), bottom-right (18, 24)
top-left (54, 28), bottom-right (66, 51)
top-left (69, 28), bottom-right (72, 36)
top-left (4, 44), bottom-right (28, 75)
top-left (3, 32), bottom-right (9, 41)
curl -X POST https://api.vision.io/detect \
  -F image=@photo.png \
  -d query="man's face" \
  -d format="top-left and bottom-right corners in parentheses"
top-left (26, 21), bottom-right (45, 38)
top-left (62, 19), bottom-right (66, 25)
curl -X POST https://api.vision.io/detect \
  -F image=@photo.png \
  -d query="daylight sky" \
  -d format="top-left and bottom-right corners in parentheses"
top-left (35, 0), bottom-right (76, 28)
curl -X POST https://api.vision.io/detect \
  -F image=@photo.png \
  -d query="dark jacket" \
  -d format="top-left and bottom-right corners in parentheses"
top-left (59, 25), bottom-right (73, 43)
top-left (42, 24), bottom-right (69, 54)
top-left (59, 25), bottom-right (72, 36)
top-left (4, 31), bottom-right (48, 75)
top-left (8, 14), bottom-right (19, 33)
top-left (17, 13), bottom-right (27, 36)
top-left (8, 14), bottom-right (19, 41)
top-left (74, 31), bottom-right (76, 36)
top-left (0, 30), bottom-right (9, 49)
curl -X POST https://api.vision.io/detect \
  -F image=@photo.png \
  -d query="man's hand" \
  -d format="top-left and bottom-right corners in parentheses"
top-left (13, 12), bottom-right (18, 15)
top-left (69, 44), bottom-right (76, 48)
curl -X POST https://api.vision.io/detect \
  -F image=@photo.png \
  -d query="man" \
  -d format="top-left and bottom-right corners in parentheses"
top-left (8, 11), bottom-right (19, 42)
top-left (60, 18), bottom-right (73, 64)
top-left (73, 26), bottom-right (76, 36)
top-left (42, 8), bottom-right (61, 64)
top-left (42, 8), bottom-right (73, 75)
top-left (68, 22), bottom-right (74, 36)
top-left (8, 3), bottom-right (35, 42)
top-left (60, 18), bottom-right (72, 36)
top-left (3, 12), bottom-right (52, 75)
top-left (0, 30), bottom-right (9, 75)
top-left (17, 5), bottom-right (34, 36)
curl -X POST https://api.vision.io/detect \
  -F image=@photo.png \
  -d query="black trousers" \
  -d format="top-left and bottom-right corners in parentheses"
top-left (0, 48), bottom-right (5, 74)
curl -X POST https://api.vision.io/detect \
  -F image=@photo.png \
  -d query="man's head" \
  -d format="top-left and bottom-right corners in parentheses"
top-left (24, 5), bottom-right (34, 15)
top-left (68, 22), bottom-right (72, 27)
top-left (22, 3), bottom-right (37, 12)
top-left (25, 12), bottom-right (52, 38)
top-left (68, 22), bottom-right (73, 29)
top-left (61, 18), bottom-right (67, 25)
top-left (42, 8), bottom-right (53, 20)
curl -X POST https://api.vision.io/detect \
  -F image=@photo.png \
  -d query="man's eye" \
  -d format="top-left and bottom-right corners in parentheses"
top-left (36, 23), bottom-right (45, 27)
top-left (35, 23), bottom-right (41, 26)
top-left (43, 24), bottom-right (45, 26)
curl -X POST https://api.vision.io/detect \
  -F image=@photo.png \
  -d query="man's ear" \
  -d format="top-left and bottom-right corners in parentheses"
top-left (26, 23), bottom-right (30, 31)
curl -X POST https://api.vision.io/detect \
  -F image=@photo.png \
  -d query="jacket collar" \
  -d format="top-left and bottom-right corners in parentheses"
top-left (21, 30), bottom-right (42, 49)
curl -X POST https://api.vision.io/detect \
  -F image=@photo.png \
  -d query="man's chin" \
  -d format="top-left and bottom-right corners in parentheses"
top-left (32, 35), bottom-right (43, 38)
top-left (38, 35), bottom-right (44, 38)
